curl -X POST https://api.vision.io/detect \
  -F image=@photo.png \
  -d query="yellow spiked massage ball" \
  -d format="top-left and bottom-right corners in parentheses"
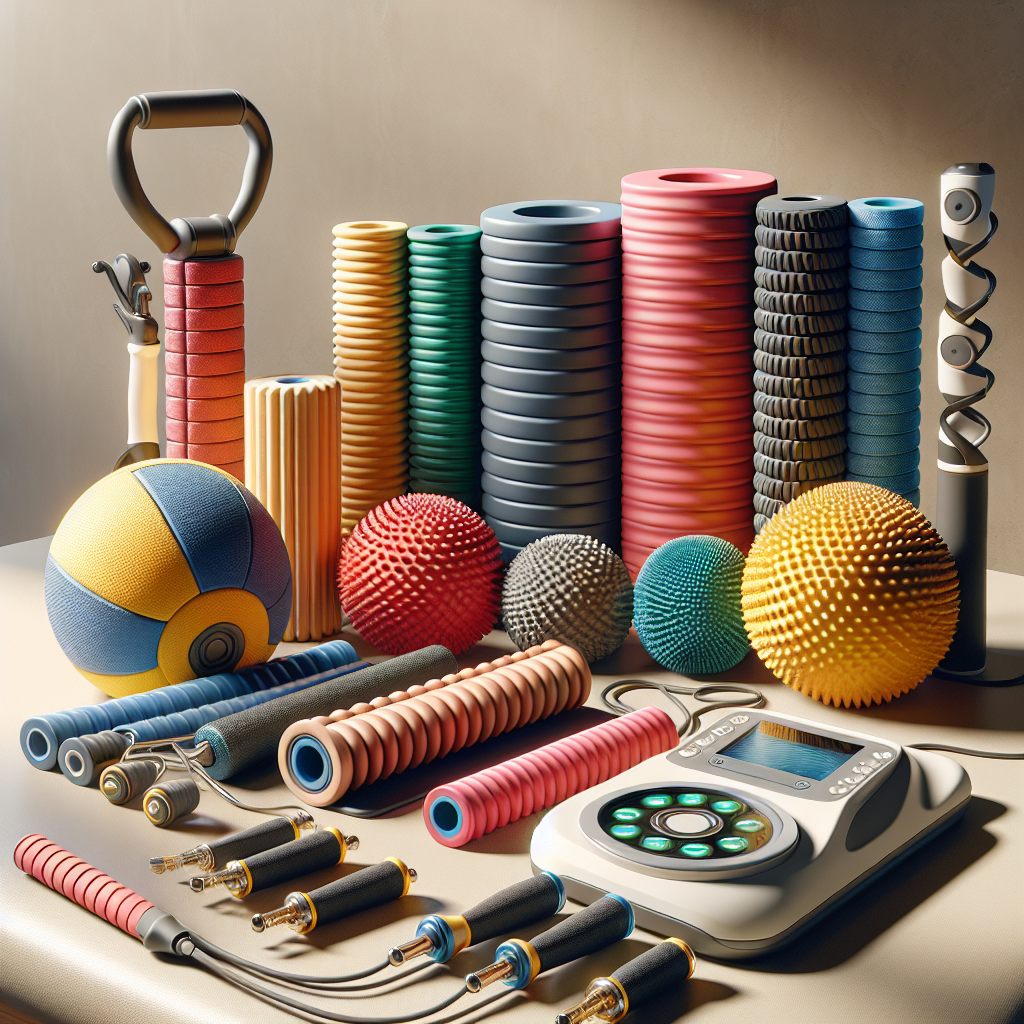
top-left (45, 459), bottom-right (292, 697)
top-left (741, 482), bottom-right (959, 707)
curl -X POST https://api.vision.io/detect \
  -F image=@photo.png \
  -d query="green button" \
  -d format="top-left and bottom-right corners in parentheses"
top-left (641, 837), bottom-right (673, 852)
top-left (710, 800), bottom-right (743, 815)
top-left (612, 808), bottom-right (643, 822)
top-left (734, 819), bottom-right (765, 833)
top-left (717, 837), bottom-right (749, 853)
top-left (609, 824), bottom-right (641, 839)
top-left (680, 843), bottom-right (713, 858)
top-left (677, 793), bottom-right (707, 807)
top-left (641, 794), bottom-right (673, 808)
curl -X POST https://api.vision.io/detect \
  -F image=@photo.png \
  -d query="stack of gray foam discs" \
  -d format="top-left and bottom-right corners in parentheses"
top-left (845, 198), bottom-right (925, 507)
top-left (752, 195), bottom-right (850, 532)
top-left (479, 201), bottom-right (623, 562)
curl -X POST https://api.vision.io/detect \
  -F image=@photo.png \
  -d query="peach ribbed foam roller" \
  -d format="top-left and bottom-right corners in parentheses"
top-left (278, 640), bottom-right (590, 806)
top-left (741, 481), bottom-right (959, 707)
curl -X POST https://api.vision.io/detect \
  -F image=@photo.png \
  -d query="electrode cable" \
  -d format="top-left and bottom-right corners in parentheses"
top-left (601, 678), bottom-right (1023, 759)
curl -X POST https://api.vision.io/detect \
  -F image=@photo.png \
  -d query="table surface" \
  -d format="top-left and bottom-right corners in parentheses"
top-left (1, 536), bottom-right (1022, 1024)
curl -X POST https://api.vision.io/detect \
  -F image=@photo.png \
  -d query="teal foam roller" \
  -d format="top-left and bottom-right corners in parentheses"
top-left (408, 224), bottom-right (481, 245)
top-left (846, 468), bottom-right (921, 493)
top-left (902, 488), bottom-right (921, 507)
top-left (848, 266), bottom-right (923, 291)
top-left (848, 368), bottom-right (921, 395)
top-left (848, 287), bottom-right (923, 313)
top-left (849, 224), bottom-right (924, 249)
top-left (847, 347), bottom-right (921, 373)
top-left (848, 197), bottom-right (924, 229)
top-left (848, 307), bottom-right (922, 333)
top-left (846, 449), bottom-right (919, 477)
top-left (849, 245), bottom-right (923, 271)
top-left (848, 388), bottom-right (921, 415)
top-left (847, 430), bottom-right (920, 456)
top-left (633, 535), bottom-right (749, 675)
top-left (848, 328), bottom-right (921, 353)
top-left (847, 409), bottom-right (921, 435)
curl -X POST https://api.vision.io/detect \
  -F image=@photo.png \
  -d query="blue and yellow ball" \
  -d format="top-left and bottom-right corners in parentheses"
top-left (45, 459), bottom-right (292, 697)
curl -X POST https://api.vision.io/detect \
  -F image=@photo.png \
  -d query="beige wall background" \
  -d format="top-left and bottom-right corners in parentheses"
top-left (1, 0), bottom-right (1021, 571)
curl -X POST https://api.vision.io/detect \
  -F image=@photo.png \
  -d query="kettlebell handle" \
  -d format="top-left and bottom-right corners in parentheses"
top-left (108, 89), bottom-right (273, 259)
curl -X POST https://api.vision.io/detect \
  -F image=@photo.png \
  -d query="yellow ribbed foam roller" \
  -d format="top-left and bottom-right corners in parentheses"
top-left (741, 482), bottom-right (959, 707)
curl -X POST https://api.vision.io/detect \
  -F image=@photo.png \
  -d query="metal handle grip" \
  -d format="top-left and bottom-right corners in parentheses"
top-left (107, 89), bottom-right (272, 257)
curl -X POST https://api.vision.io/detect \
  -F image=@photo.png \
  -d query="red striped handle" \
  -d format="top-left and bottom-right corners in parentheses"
top-left (423, 707), bottom-right (678, 848)
top-left (14, 835), bottom-right (154, 938)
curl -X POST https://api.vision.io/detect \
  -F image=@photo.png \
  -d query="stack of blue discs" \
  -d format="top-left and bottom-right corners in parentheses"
top-left (479, 201), bottom-right (622, 561)
top-left (407, 224), bottom-right (484, 508)
top-left (845, 198), bottom-right (924, 506)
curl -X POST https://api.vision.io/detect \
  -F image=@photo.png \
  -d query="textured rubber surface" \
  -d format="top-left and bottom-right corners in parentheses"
top-left (13, 835), bottom-right (154, 939)
top-left (846, 409), bottom-right (921, 435)
top-left (753, 350), bottom-right (846, 378)
top-left (753, 410), bottom-right (846, 440)
top-left (849, 224), bottom-right (924, 249)
top-left (210, 817), bottom-right (299, 866)
top-left (753, 473), bottom-right (843, 501)
top-left (481, 383), bottom-right (618, 418)
top-left (486, 516), bottom-right (617, 548)
top-left (501, 534), bottom-right (633, 662)
top-left (753, 492), bottom-right (785, 517)
top-left (754, 225), bottom-right (848, 251)
top-left (337, 495), bottom-right (502, 656)
top-left (245, 830), bottom-right (343, 892)
top-left (755, 246), bottom-right (848, 272)
top-left (754, 308), bottom-right (846, 336)
top-left (847, 347), bottom-right (921, 373)
top-left (754, 287), bottom-right (846, 315)
top-left (754, 452), bottom-right (845, 481)
top-left (847, 388), bottom-right (921, 415)
top-left (482, 429), bottom-right (620, 463)
top-left (195, 646), bottom-right (458, 780)
top-left (754, 266), bottom-right (848, 293)
top-left (481, 201), bottom-right (621, 242)
top-left (424, 707), bottom-right (674, 847)
top-left (482, 451), bottom-right (618, 485)
top-left (309, 860), bottom-right (407, 923)
top-left (482, 473), bottom-right (615, 506)
top-left (848, 197), bottom-right (925, 229)
top-left (849, 245), bottom-right (923, 271)
top-left (633, 535), bottom-right (748, 673)
top-left (482, 494), bottom-right (617, 528)
top-left (58, 731), bottom-right (129, 786)
top-left (753, 391), bottom-right (845, 418)
top-left (847, 430), bottom-right (920, 455)
top-left (847, 286), bottom-right (922, 313)
top-left (754, 370), bottom-right (845, 399)
top-left (848, 265), bottom-right (924, 291)
top-left (754, 329), bottom-right (845, 357)
top-left (847, 328), bottom-right (922, 353)
top-left (846, 450), bottom-right (920, 477)
top-left (845, 468), bottom-right (921, 492)
top-left (755, 432), bottom-right (846, 461)
top-left (463, 873), bottom-right (565, 943)
top-left (481, 340), bottom-right (619, 371)
top-left (847, 368), bottom-right (921, 395)
top-left (612, 940), bottom-right (695, 1002)
top-left (480, 235), bottom-right (621, 264)
top-left (756, 194), bottom-right (847, 230)
top-left (531, 895), bottom-right (633, 974)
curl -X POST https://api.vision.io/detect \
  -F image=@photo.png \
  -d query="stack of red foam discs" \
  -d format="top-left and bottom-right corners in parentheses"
top-left (163, 254), bottom-right (246, 480)
top-left (619, 168), bottom-right (777, 578)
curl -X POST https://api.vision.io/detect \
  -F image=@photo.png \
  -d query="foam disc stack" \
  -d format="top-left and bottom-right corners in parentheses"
top-left (406, 224), bottom-right (483, 507)
top-left (479, 201), bottom-right (623, 561)
top-left (619, 169), bottom-right (777, 578)
top-left (244, 375), bottom-right (342, 642)
top-left (332, 221), bottom-right (409, 534)
top-left (845, 199), bottom-right (925, 506)
top-left (751, 195), bottom-right (850, 532)
top-left (164, 255), bottom-right (245, 480)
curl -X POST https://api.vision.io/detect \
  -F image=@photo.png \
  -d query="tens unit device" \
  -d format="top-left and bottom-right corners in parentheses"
top-left (531, 709), bottom-right (971, 958)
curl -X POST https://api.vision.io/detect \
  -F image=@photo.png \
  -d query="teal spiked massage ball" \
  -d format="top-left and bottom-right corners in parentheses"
top-left (633, 535), bottom-right (749, 674)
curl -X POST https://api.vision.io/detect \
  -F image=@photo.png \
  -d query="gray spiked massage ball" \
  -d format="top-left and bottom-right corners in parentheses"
top-left (501, 534), bottom-right (633, 663)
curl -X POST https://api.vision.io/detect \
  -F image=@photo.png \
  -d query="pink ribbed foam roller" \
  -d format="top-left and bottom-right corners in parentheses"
top-left (337, 493), bottom-right (504, 656)
top-left (423, 706), bottom-right (678, 847)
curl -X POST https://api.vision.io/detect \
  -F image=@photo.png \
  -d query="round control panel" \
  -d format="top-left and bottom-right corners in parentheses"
top-left (581, 785), bottom-right (799, 878)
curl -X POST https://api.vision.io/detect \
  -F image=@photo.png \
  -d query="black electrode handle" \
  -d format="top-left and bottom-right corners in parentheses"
top-left (309, 860), bottom-right (409, 924)
top-left (533, 896), bottom-right (633, 974)
top-left (107, 89), bottom-right (273, 258)
top-left (464, 872), bottom-right (564, 945)
top-left (243, 829), bottom-right (343, 893)
top-left (209, 817), bottom-right (299, 869)
top-left (611, 939), bottom-right (695, 1005)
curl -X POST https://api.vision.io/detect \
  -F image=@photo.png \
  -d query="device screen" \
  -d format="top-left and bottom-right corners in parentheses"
top-left (721, 721), bottom-right (861, 781)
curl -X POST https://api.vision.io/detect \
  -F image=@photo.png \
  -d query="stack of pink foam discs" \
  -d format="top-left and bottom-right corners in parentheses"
top-left (618, 168), bottom-right (777, 578)
top-left (163, 254), bottom-right (246, 480)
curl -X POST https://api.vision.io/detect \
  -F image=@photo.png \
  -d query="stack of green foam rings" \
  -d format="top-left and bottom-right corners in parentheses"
top-left (407, 224), bottom-right (484, 508)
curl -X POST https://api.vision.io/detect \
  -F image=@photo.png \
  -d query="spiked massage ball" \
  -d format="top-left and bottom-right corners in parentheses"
top-left (502, 534), bottom-right (634, 663)
top-left (337, 493), bottom-right (503, 656)
top-left (633, 535), bottom-right (749, 674)
top-left (742, 482), bottom-right (959, 707)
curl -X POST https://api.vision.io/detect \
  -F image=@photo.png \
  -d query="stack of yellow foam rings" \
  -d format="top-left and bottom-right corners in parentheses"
top-left (332, 221), bottom-right (410, 534)
top-left (244, 375), bottom-right (342, 642)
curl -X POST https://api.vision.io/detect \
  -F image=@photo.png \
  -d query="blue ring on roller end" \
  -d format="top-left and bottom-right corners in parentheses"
top-left (428, 796), bottom-right (464, 839)
top-left (288, 736), bottom-right (333, 793)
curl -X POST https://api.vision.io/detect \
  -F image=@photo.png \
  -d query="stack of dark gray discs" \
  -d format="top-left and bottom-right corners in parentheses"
top-left (479, 201), bottom-right (623, 561)
top-left (752, 195), bottom-right (849, 532)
